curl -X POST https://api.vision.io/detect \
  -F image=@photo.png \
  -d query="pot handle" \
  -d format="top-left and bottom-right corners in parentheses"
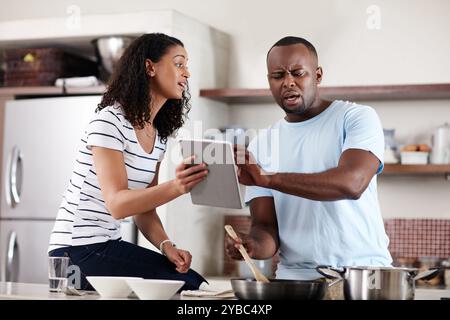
top-left (413, 268), bottom-right (440, 281)
top-left (316, 265), bottom-right (345, 280)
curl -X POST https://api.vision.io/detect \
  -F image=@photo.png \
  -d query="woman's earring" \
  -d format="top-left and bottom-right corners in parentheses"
top-left (147, 69), bottom-right (155, 77)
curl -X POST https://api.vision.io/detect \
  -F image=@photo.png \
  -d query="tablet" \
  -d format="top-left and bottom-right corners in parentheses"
top-left (179, 138), bottom-right (243, 209)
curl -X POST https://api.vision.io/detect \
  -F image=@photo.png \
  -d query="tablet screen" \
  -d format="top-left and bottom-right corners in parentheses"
top-left (179, 139), bottom-right (243, 209)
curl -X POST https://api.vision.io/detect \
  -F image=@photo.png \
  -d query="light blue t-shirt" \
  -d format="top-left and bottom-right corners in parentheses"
top-left (245, 100), bottom-right (392, 280)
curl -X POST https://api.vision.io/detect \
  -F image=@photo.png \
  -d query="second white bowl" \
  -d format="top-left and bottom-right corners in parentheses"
top-left (126, 279), bottom-right (185, 300)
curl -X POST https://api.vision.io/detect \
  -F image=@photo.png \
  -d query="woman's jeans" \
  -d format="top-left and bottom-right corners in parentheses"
top-left (49, 240), bottom-right (206, 291)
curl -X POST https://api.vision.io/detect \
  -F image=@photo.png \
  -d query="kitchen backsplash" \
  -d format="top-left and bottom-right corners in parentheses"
top-left (385, 218), bottom-right (450, 261)
top-left (223, 215), bottom-right (450, 276)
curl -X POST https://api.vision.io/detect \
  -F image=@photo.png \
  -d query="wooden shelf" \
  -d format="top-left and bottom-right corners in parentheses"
top-left (200, 83), bottom-right (450, 104)
top-left (0, 85), bottom-right (106, 97)
top-left (382, 164), bottom-right (450, 175)
top-left (0, 86), bottom-right (63, 96)
top-left (200, 88), bottom-right (275, 103)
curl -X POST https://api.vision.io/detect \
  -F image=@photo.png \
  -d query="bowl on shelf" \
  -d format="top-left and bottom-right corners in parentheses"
top-left (126, 279), bottom-right (185, 300)
top-left (400, 151), bottom-right (429, 165)
top-left (86, 276), bottom-right (142, 298)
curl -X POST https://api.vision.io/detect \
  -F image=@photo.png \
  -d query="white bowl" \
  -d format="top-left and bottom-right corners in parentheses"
top-left (86, 276), bottom-right (142, 298)
top-left (400, 151), bottom-right (429, 164)
top-left (126, 279), bottom-right (185, 300)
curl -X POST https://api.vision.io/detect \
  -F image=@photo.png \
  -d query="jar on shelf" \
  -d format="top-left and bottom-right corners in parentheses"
top-left (383, 128), bottom-right (399, 164)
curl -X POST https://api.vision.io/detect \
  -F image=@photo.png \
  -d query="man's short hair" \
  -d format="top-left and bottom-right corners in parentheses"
top-left (267, 36), bottom-right (318, 61)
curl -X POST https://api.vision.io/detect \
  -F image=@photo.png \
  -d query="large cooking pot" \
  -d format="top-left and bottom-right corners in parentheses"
top-left (316, 266), bottom-right (439, 300)
top-left (230, 278), bottom-right (339, 300)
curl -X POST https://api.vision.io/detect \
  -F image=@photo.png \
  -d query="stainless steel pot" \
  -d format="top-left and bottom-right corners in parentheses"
top-left (230, 278), bottom-right (339, 300)
top-left (317, 266), bottom-right (439, 300)
top-left (91, 36), bottom-right (135, 81)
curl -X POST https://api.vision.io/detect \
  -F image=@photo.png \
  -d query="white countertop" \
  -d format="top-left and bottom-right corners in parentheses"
top-left (0, 282), bottom-right (100, 300)
top-left (0, 278), bottom-right (233, 301)
top-left (0, 281), bottom-right (448, 300)
top-left (415, 286), bottom-right (450, 300)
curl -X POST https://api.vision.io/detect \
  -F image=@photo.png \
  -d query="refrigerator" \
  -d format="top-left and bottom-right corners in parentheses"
top-left (0, 96), bottom-right (136, 284)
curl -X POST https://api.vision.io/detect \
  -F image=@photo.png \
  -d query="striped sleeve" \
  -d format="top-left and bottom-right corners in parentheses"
top-left (86, 109), bottom-right (125, 152)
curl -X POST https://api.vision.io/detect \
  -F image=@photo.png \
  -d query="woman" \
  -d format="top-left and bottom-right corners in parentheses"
top-left (48, 33), bottom-right (209, 291)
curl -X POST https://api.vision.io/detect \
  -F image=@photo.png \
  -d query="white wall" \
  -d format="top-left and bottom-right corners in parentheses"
top-left (1, 0), bottom-right (450, 86)
top-left (159, 12), bottom-right (231, 275)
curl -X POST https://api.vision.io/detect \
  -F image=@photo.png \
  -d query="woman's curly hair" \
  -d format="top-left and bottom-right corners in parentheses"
top-left (97, 33), bottom-right (191, 144)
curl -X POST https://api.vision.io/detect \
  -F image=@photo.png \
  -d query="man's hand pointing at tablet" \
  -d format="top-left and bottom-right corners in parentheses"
top-left (233, 145), bottom-right (271, 187)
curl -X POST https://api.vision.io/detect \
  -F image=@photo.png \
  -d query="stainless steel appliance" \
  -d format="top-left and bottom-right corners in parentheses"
top-left (0, 96), bottom-right (136, 284)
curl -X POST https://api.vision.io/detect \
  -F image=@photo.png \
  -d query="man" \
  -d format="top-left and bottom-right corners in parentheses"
top-left (226, 36), bottom-right (392, 280)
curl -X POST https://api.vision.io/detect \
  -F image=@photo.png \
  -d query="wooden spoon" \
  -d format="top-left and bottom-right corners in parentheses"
top-left (224, 225), bottom-right (270, 283)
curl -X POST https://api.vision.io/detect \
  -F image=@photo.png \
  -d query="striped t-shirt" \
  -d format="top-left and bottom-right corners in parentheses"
top-left (48, 104), bottom-right (166, 252)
